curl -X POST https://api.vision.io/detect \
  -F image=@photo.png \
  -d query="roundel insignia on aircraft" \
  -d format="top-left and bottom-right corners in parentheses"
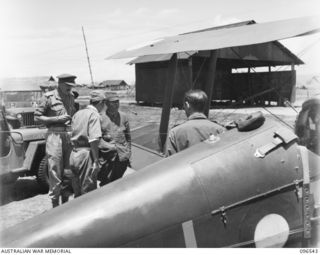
top-left (254, 214), bottom-right (290, 248)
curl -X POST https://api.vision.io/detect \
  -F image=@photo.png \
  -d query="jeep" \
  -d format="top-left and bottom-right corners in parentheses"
top-left (0, 105), bottom-right (49, 190)
top-left (0, 90), bottom-right (43, 129)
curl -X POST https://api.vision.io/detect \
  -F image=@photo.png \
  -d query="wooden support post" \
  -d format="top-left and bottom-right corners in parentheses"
top-left (290, 63), bottom-right (296, 103)
top-left (159, 53), bottom-right (178, 152)
top-left (247, 67), bottom-right (251, 105)
top-left (188, 57), bottom-right (193, 90)
top-left (204, 50), bottom-right (218, 117)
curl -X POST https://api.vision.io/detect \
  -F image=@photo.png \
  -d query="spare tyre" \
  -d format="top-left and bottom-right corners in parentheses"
top-left (36, 155), bottom-right (49, 192)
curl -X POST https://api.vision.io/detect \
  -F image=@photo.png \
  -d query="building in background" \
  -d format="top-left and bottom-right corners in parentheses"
top-left (97, 80), bottom-right (129, 91)
top-left (39, 76), bottom-right (57, 92)
top-left (129, 20), bottom-right (303, 106)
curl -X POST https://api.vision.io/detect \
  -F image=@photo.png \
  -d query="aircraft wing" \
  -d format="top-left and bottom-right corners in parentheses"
top-left (107, 16), bottom-right (320, 59)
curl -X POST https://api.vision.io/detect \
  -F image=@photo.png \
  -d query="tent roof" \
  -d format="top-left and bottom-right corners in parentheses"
top-left (108, 16), bottom-right (320, 59)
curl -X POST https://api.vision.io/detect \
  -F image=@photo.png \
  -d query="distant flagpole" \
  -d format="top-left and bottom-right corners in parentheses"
top-left (82, 26), bottom-right (94, 87)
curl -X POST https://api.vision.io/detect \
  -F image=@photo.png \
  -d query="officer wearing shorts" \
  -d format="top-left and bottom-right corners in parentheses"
top-left (34, 74), bottom-right (78, 208)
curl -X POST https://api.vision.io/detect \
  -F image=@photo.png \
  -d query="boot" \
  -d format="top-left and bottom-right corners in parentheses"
top-left (61, 195), bottom-right (69, 204)
top-left (99, 178), bottom-right (110, 187)
top-left (52, 199), bottom-right (59, 208)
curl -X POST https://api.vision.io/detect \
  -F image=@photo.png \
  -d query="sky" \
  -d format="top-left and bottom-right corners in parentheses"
top-left (0, 0), bottom-right (320, 85)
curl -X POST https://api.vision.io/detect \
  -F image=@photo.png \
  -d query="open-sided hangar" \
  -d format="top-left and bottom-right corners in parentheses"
top-left (129, 20), bottom-right (303, 106)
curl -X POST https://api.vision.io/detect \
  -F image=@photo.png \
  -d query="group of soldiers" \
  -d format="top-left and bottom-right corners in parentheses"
top-left (34, 74), bottom-right (131, 208)
top-left (35, 74), bottom-right (225, 208)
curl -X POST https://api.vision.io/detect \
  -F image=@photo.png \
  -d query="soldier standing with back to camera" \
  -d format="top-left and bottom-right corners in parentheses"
top-left (98, 94), bottom-right (131, 186)
top-left (70, 90), bottom-right (106, 195)
top-left (34, 74), bottom-right (78, 208)
top-left (165, 89), bottom-right (225, 156)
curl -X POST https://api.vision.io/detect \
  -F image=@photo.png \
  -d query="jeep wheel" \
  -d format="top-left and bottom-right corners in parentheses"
top-left (37, 156), bottom-right (49, 192)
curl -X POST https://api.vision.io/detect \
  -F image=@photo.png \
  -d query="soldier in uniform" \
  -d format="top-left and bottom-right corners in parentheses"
top-left (165, 89), bottom-right (225, 156)
top-left (98, 94), bottom-right (131, 186)
top-left (70, 90), bottom-right (106, 195)
top-left (34, 74), bottom-right (78, 208)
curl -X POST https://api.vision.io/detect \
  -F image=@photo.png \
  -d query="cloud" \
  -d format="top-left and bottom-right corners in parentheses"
top-left (133, 7), bottom-right (150, 16)
top-left (4, 27), bottom-right (81, 42)
top-left (108, 8), bottom-right (123, 18)
top-left (156, 8), bottom-right (181, 18)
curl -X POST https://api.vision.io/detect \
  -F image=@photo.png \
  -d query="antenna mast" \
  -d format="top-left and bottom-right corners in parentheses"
top-left (82, 26), bottom-right (94, 87)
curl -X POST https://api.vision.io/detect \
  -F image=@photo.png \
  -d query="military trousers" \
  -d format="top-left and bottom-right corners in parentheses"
top-left (46, 129), bottom-right (72, 205)
top-left (70, 148), bottom-right (99, 196)
top-left (98, 153), bottom-right (128, 186)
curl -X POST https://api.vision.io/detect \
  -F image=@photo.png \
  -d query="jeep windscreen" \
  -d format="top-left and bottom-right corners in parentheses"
top-left (3, 91), bottom-right (42, 108)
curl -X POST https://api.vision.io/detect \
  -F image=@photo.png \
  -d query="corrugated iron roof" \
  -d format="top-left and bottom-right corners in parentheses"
top-left (107, 16), bottom-right (320, 59)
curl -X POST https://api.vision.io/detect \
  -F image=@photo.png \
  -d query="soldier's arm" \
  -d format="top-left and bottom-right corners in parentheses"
top-left (88, 112), bottom-right (103, 163)
top-left (90, 140), bottom-right (100, 164)
top-left (36, 115), bottom-right (72, 125)
top-left (34, 95), bottom-right (48, 124)
top-left (124, 115), bottom-right (131, 150)
top-left (90, 139), bottom-right (101, 176)
top-left (99, 139), bottom-right (116, 151)
top-left (165, 131), bottom-right (178, 157)
top-left (34, 95), bottom-right (71, 125)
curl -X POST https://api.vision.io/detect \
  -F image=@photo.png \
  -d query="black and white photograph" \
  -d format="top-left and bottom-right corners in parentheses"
top-left (0, 0), bottom-right (319, 252)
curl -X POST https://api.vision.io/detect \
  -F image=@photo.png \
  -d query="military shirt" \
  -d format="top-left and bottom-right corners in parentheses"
top-left (100, 111), bottom-right (131, 161)
top-left (165, 112), bottom-right (225, 156)
top-left (34, 88), bottom-right (76, 127)
top-left (71, 105), bottom-right (102, 147)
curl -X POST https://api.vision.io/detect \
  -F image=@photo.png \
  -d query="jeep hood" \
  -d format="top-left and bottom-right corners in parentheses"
top-left (12, 127), bottom-right (47, 141)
